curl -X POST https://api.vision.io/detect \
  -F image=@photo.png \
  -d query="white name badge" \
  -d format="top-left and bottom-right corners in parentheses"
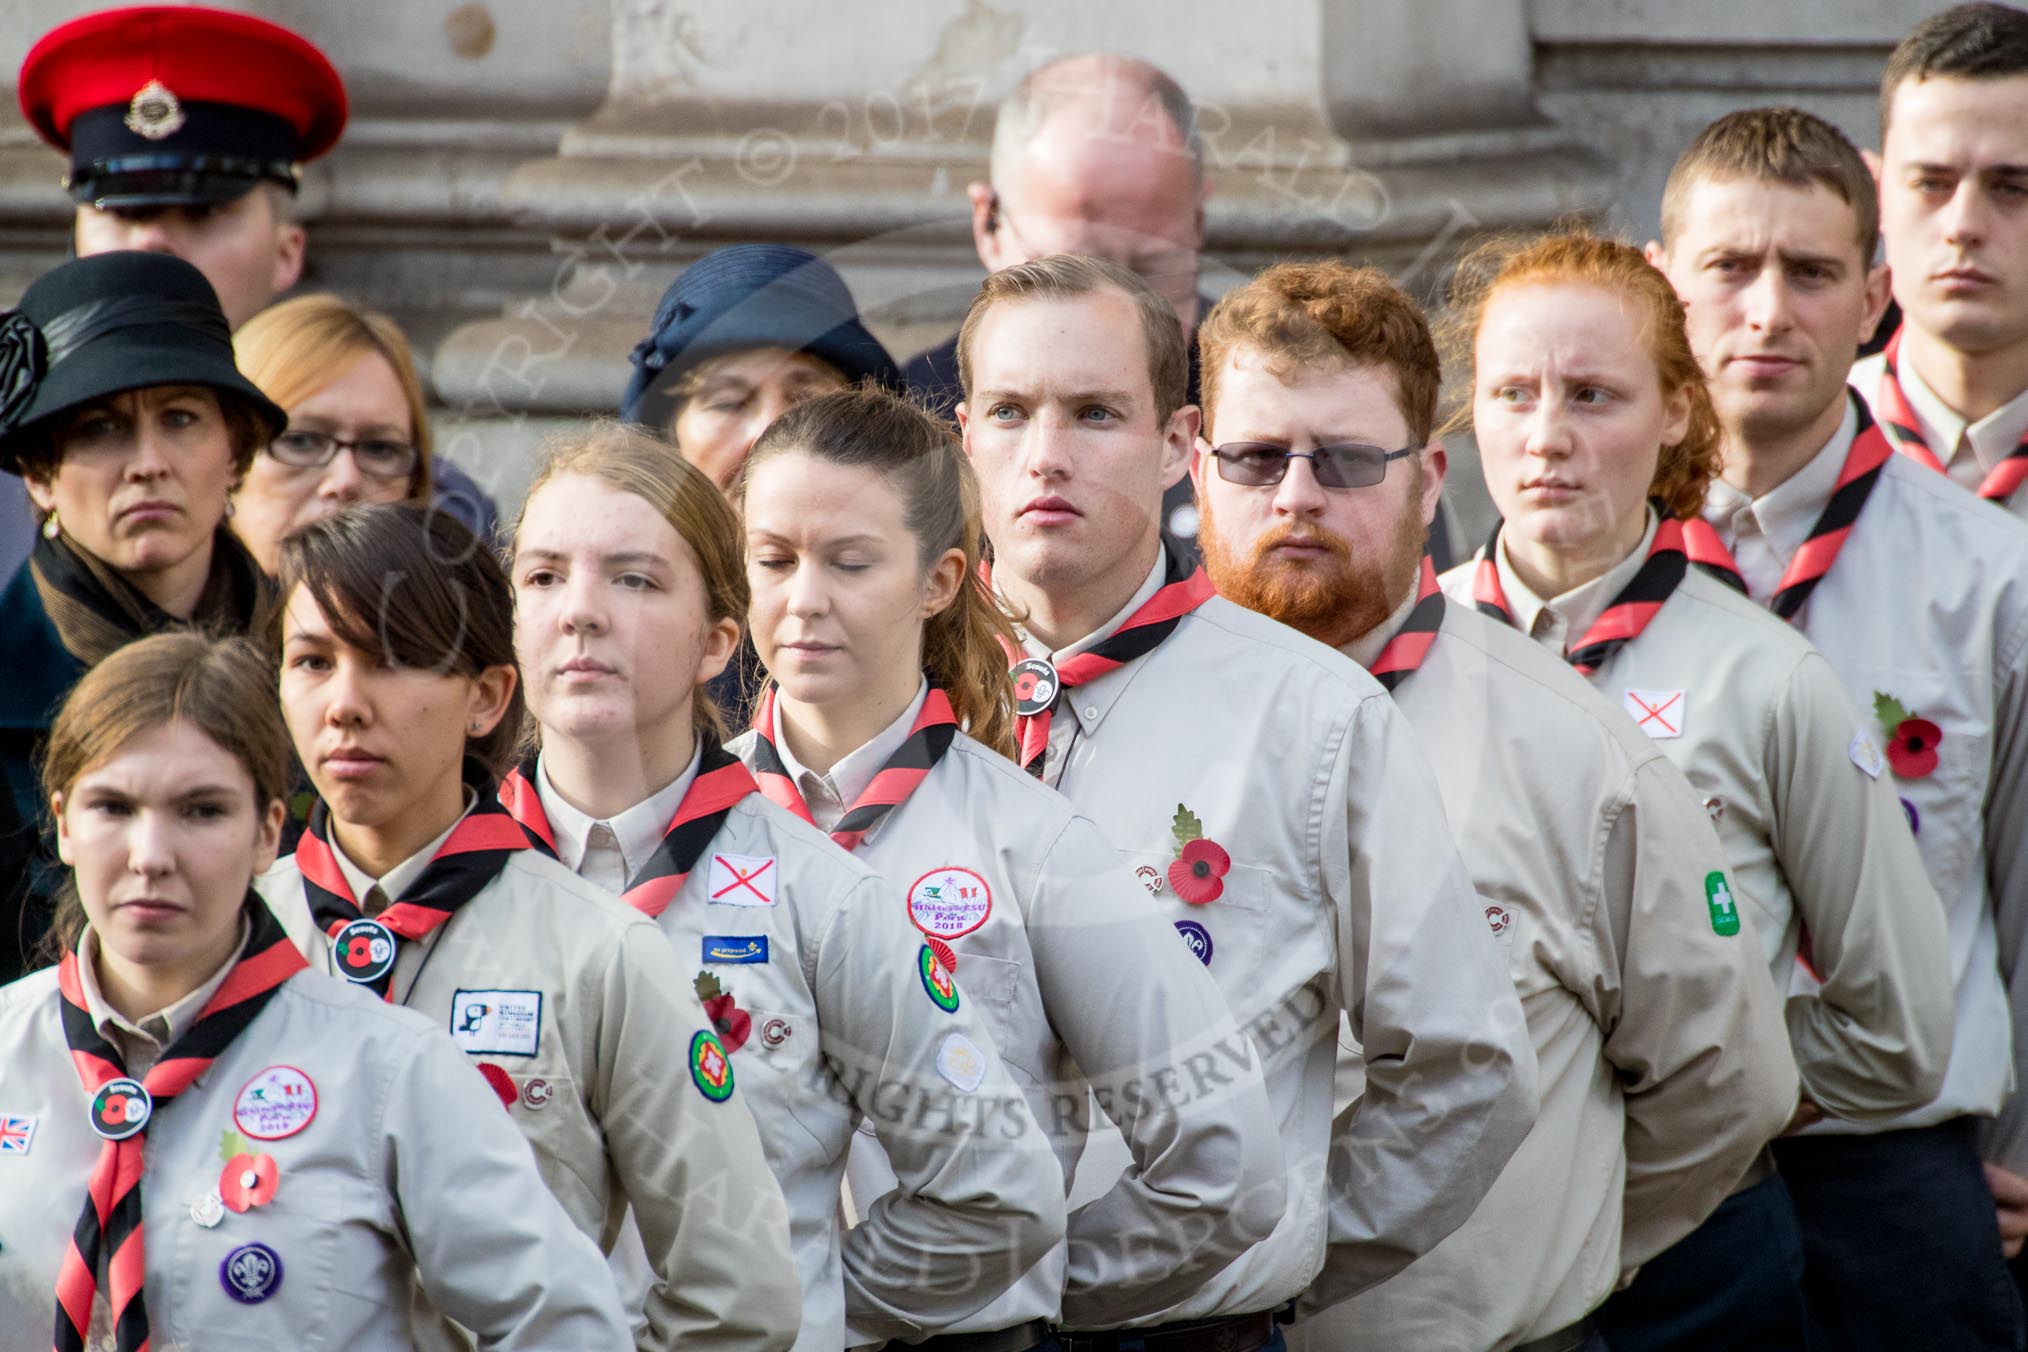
top-left (1623, 687), bottom-right (1686, 739)
top-left (450, 989), bottom-right (543, 1057)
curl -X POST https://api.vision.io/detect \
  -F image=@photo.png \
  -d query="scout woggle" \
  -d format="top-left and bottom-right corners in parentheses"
top-left (89, 1077), bottom-right (151, 1140)
top-left (333, 917), bottom-right (397, 984)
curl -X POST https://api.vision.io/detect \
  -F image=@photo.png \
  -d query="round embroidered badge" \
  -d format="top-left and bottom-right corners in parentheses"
top-left (907, 866), bottom-right (992, 940)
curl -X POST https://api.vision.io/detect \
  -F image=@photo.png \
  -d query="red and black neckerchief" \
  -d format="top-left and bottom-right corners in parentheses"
top-left (997, 545), bottom-right (1217, 777)
top-left (498, 734), bottom-right (759, 919)
top-left (1368, 558), bottom-right (1445, 692)
top-left (1473, 503), bottom-right (1690, 675)
top-left (748, 683), bottom-right (958, 852)
top-left (54, 900), bottom-right (305, 1352)
top-left (1876, 326), bottom-right (2028, 503)
top-left (1679, 395), bottom-right (1894, 622)
top-left (294, 795), bottom-right (529, 998)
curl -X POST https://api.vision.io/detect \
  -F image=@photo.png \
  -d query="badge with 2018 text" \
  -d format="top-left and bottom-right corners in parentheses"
top-left (232, 1066), bottom-right (318, 1141)
top-left (907, 866), bottom-right (991, 940)
top-left (450, 989), bottom-right (543, 1057)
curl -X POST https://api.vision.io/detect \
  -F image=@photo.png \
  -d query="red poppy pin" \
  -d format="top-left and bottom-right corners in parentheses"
top-left (694, 972), bottom-right (752, 1053)
top-left (216, 1130), bottom-right (280, 1212)
top-left (1167, 804), bottom-right (1231, 905)
top-left (1873, 692), bottom-right (1942, 780)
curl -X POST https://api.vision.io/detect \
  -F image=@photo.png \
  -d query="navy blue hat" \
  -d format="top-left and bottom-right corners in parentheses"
top-left (0, 250), bottom-right (286, 471)
top-left (622, 245), bottom-right (900, 428)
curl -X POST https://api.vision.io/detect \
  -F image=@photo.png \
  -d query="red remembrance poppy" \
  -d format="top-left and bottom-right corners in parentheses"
top-left (219, 1152), bottom-right (279, 1212)
top-left (476, 1061), bottom-right (517, 1109)
top-left (1168, 838), bottom-right (1231, 905)
top-left (702, 994), bottom-right (752, 1053)
top-left (1886, 717), bottom-right (1943, 779)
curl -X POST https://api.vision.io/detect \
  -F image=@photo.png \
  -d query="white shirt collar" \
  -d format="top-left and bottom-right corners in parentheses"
top-left (770, 678), bottom-right (930, 833)
top-left (1704, 396), bottom-right (1857, 577)
top-left (1342, 578), bottom-right (1425, 672)
top-left (1018, 550), bottom-right (1168, 662)
top-left (332, 793), bottom-right (476, 908)
top-left (1493, 509), bottom-right (1660, 650)
top-left (1893, 349), bottom-right (2028, 474)
top-left (77, 917), bottom-right (250, 1071)
top-left (534, 745), bottom-right (702, 879)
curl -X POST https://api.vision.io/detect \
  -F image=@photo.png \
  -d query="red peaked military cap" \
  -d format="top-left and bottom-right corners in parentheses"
top-left (19, 6), bottom-right (347, 208)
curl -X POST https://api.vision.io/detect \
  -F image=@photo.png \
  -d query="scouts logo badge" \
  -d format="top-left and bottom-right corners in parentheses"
top-left (1623, 688), bottom-right (1685, 739)
top-left (220, 1242), bottom-right (284, 1304)
top-left (1167, 804), bottom-right (1231, 905)
top-left (935, 1032), bottom-right (988, 1093)
top-left (694, 972), bottom-right (752, 1053)
top-left (1010, 657), bottom-right (1060, 717)
top-left (1901, 797), bottom-right (1921, 837)
top-left (1873, 692), bottom-right (1942, 780)
top-left (1485, 906), bottom-right (1512, 937)
top-left (233, 1065), bottom-right (318, 1141)
top-left (761, 1017), bottom-right (792, 1049)
top-left (124, 79), bottom-right (187, 141)
top-left (1174, 919), bottom-right (1213, 966)
top-left (690, 1030), bottom-right (735, 1102)
top-left (89, 1078), bottom-right (150, 1140)
top-left (709, 852), bottom-right (778, 906)
top-left (0, 1115), bottom-right (34, 1156)
top-left (1705, 871), bottom-right (1741, 937)
top-left (217, 1132), bottom-right (280, 1214)
top-left (918, 943), bottom-right (961, 1013)
top-left (908, 866), bottom-right (992, 940)
top-left (520, 1078), bottom-right (554, 1110)
top-left (333, 917), bottom-right (397, 985)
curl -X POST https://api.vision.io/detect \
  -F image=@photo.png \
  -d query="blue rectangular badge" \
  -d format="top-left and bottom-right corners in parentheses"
top-left (701, 934), bottom-right (770, 965)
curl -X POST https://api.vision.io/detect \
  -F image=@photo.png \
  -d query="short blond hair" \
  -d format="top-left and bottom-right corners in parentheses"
top-left (234, 292), bottom-right (434, 500)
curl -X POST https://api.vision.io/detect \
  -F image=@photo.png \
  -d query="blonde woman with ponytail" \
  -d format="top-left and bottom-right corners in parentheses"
top-left (736, 386), bottom-right (1283, 1350)
top-left (504, 421), bottom-right (1062, 1352)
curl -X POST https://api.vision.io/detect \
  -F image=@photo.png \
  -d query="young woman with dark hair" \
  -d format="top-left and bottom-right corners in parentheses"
top-left (256, 500), bottom-right (800, 1352)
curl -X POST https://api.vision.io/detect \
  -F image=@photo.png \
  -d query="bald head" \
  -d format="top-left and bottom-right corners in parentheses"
top-left (971, 53), bottom-right (1208, 328)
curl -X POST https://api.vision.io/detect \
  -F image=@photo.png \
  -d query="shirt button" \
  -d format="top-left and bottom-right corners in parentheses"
top-left (1083, 706), bottom-right (1098, 719)
top-left (587, 824), bottom-right (617, 847)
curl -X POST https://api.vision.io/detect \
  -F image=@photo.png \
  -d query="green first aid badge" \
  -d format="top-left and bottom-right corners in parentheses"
top-left (1705, 871), bottom-right (1740, 936)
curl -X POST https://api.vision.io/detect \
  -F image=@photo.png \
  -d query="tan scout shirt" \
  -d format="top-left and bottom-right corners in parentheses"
top-left (0, 952), bottom-right (629, 1351)
top-left (1701, 409), bottom-right (2028, 1160)
top-left (533, 780), bottom-right (1067, 1351)
top-left (1296, 597), bottom-right (1797, 1351)
top-left (1456, 513), bottom-right (1956, 1124)
top-left (1027, 557), bottom-right (1539, 1325)
top-left (258, 845), bottom-right (801, 1352)
top-left (733, 713), bottom-right (1286, 1333)
top-left (1853, 351), bottom-right (2028, 518)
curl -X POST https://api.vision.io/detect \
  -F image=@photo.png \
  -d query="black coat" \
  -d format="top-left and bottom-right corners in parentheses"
top-left (0, 562), bottom-right (86, 979)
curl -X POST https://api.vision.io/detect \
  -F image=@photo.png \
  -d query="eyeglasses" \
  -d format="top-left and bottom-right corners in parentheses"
top-left (268, 430), bottom-right (418, 481)
top-left (1207, 440), bottom-right (1417, 489)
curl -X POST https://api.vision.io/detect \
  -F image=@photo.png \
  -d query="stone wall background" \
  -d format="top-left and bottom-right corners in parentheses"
top-left (0, 0), bottom-right (1948, 537)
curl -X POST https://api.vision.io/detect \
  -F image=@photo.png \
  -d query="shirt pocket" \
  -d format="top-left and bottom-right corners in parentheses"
top-left (1117, 848), bottom-right (1274, 1016)
top-left (1841, 663), bottom-right (1984, 908)
top-left (943, 953), bottom-right (1043, 1085)
top-left (167, 1163), bottom-right (365, 1346)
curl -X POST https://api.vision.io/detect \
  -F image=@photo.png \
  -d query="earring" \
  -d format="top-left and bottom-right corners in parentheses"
top-left (40, 510), bottom-right (59, 540)
top-left (224, 497), bottom-right (236, 519)
top-left (468, 722), bottom-right (482, 734)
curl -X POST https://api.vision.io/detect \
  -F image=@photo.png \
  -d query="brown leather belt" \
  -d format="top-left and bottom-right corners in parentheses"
top-left (1055, 1311), bottom-right (1276, 1352)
